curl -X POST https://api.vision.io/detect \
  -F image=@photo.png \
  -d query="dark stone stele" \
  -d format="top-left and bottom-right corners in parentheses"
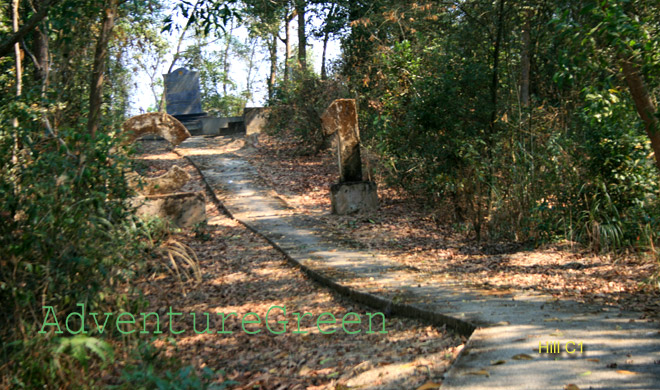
top-left (163, 68), bottom-right (204, 116)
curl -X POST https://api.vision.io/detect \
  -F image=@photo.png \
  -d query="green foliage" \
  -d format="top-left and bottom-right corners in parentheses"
top-left (567, 88), bottom-right (659, 250)
top-left (0, 101), bottom-right (209, 386)
top-left (193, 220), bottom-right (212, 241)
top-left (54, 335), bottom-right (115, 369)
top-left (119, 363), bottom-right (234, 390)
top-left (0, 93), bottom-right (138, 386)
top-left (267, 69), bottom-right (349, 154)
top-left (1, 0), bottom-right (237, 387)
top-left (329, 0), bottom-right (660, 252)
top-left (3, 335), bottom-right (112, 389)
top-left (207, 94), bottom-right (248, 117)
top-left (0, 115), bottom-right (135, 323)
top-left (116, 342), bottom-right (236, 390)
top-left (162, 0), bottom-right (240, 37)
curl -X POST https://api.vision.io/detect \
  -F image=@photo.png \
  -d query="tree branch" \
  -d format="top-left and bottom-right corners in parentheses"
top-left (0, 0), bottom-right (61, 58)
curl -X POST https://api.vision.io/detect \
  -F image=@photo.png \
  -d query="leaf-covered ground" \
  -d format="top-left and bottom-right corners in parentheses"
top-left (247, 134), bottom-right (660, 319)
top-left (133, 140), bottom-right (463, 390)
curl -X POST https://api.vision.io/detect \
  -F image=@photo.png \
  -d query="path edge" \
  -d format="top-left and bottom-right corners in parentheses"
top-left (181, 152), bottom-right (477, 338)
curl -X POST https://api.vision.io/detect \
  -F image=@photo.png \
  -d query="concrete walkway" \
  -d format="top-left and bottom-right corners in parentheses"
top-left (177, 135), bottom-right (660, 390)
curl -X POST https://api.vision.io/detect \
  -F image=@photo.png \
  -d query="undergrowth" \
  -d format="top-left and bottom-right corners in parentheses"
top-left (0, 104), bottom-right (224, 388)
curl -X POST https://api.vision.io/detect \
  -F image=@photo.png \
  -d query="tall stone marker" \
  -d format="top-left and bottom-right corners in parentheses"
top-left (321, 99), bottom-right (363, 182)
top-left (321, 99), bottom-right (378, 215)
top-left (163, 68), bottom-right (204, 116)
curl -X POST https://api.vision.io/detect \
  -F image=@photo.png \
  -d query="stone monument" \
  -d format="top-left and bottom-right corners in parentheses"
top-left (163, 68), bottom-right (206, 134)
top-left (321, 99), bottom-right (378, 215)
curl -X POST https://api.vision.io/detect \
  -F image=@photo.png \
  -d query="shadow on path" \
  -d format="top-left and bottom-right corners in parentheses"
top-left (176, 135), bottom-right (660, 390)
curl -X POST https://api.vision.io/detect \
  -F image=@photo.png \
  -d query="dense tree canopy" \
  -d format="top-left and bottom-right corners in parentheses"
top-left (1, 0), bottom-right (659, 387)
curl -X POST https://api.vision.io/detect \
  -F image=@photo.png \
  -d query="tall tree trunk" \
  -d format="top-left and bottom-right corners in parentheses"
top-left (32, 0), bottom-right (51, 84)
top-left (12, 0), bottom-right (22, 98)
top-left (244, 37), bottom-right (257, 102)
top-left (489, 0), bottom-right (505, 134)
top-left (320, 3), bottom-right (336, 81)
top-left (12, 0), bottom-right (22, 164)
top-left (25, 0), bottom-right (67, 155)
top-left (268, 32), bottom-right (277, 101)
top-left (520, 8), bottom-right (531, 108)
top-left (321, 31), bottom-right (329, 80)
top-left (621, 59), bottom-right (660, 170)
top-left (222, 20), bottom-right (234, 96)
top-left (478, 0), bottom-right (505, 241)
top-left (283, 10), bottom-right (292, 86)
top-left (87, 0), bottom-right (117, 137)
top-left (33, 25), bottom-right (49, 83)
top-left (295, 0), bottom-right (306, 71)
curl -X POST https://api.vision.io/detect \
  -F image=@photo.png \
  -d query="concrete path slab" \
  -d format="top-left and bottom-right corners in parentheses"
top-left (176, 136), bottom-right (660, 390)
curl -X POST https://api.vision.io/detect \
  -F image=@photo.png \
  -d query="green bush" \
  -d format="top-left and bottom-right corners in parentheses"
top-left (267, 69), bottom-right (349, 154)
top-left (115, 342), bottom-right (237, 390)
top-left (340, 34), bottom-right (660, 251)
top-left (0, 95), bottom-right (143, 385)
top-left (0, 123), bottom-right (135, 328)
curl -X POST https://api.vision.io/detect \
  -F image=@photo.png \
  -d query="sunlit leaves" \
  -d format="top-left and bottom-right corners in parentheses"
top-left (161, 0), bottom-right (241, 38)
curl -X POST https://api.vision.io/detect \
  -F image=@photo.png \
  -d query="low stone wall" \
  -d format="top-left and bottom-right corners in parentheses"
top-left (200, 116), bottom-right (245, 136)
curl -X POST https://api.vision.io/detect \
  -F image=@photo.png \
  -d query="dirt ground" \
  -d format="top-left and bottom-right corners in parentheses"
top-left (132, 140), bottom-right (464, 390)
top-left (246, 134), bottom-right (660, 319)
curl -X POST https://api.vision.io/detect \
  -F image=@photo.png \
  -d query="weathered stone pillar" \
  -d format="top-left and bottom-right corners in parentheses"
top-left (321, 99), bottom-right (363, 182)
top-left (321, 99), bottom-right (378, 215)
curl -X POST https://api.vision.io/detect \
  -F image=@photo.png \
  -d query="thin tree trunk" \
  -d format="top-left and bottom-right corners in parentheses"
top-left (245, 37), bottom-right (257, 101)
top-left (321, 31), bottom-right (329, 80)
top-left (295, 0), bottom-right (306, 71)
top-left (87, 0), bottom-right (118, 137)
top-left (520, 8), bottom-right (531, 108)
top-left (12, 0), bottom-right (22, 164)
top-left (33, 26), bottom-right (49, 82)
top-left (222, 20), bottom-right (234, 96)
top-left (621, 59), bottom-right (660, 170)
top-left (489, 0), bottom-right (505, 134)
top-left (284, 11), bottom-right (291, 86)
top-left (480, 0), bottom-right (506, 241)
top-left (31, 0), bottom-right (50, 83)
top-left (320, 3), bottom-right (336, 81)
top-left (268, 32), bottom-right (277, 100)
top-left (12, 0), bottom-right (22, 98)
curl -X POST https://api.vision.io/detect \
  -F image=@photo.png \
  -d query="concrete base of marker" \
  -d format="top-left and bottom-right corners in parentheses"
top-left (133, 191), bottom-right (206, 227)
top-left (330, 181), bottom-right (378, 215)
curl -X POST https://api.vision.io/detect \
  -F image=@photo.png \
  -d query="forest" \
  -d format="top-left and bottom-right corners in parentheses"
top-left (1, 0), bottom-right (659, 389)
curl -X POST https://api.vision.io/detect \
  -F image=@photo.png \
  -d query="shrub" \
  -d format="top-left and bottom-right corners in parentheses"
top-left (267, 69), bottom-right (350, 154)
